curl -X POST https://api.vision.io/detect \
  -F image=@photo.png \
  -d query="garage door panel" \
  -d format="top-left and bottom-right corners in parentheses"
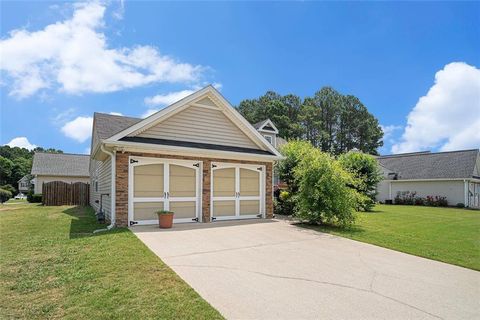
top-left (240, 200), bottom-right (260, 216)
top-left (170, 201), bottom-right (196, 219)
top-left (169, 165), bottom-right (196, 197)
top-left (240, 168), bottom-right (260, 196)
top-left (134, 202), bottom-right (164, 221)
top-left (213, 200), bottom-right (236, 217)
top-left (134, 164), bottom-right (164, 197)
top-left (213, 168), bottom-right (235, 197)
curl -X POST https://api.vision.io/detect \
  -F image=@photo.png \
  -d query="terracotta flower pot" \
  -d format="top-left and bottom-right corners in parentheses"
top-left (158, 212), bottom-right (174, 228)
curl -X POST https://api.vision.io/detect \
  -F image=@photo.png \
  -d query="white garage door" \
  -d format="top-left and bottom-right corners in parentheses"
top-left (129, 157), bottom-right (201, 226)
top-left (211, 162), bottom-right (265, 221)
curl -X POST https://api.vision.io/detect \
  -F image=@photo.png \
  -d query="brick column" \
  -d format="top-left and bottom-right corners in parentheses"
top-left (202, 160), bottom-right (211, 222)
top-left (115, 152), bottom-right (129, 227)
top-left (265, 162), bottom-right (273, 218)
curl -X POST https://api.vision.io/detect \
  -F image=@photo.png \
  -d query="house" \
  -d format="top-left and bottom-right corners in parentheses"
top-left (31, 152), bottom-right (90, 194)
top-left (376, 149), bottom-right (480, 208)
top-left (17, 175), bottom-right (31, 194)
top-left (89, 85), bottom-right (284, 227)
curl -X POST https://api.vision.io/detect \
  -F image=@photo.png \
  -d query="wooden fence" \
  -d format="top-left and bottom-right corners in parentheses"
top-left (42, 181), bottom-right (90, 206)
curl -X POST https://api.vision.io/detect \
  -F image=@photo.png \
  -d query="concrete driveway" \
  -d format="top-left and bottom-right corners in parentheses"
top-left (132, 219), bottom-right (480, 320)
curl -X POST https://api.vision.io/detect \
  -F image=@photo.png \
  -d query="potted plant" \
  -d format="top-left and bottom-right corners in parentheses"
top-left (156, 210), bottom-right (174, 228)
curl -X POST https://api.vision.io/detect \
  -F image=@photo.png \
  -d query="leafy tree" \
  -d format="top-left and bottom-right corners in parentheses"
top-left (277, 141), bottom-right (362, 226)
top-left (339, 151), bottom-right (382, 211)
top-left (0, 146), bottom-right (62, 193)
top-left (237, 86), bottom-right (384, 155)
top-left (0, 184), bottom-right (16, 196)
top-left (0, 156), bottom-right (14, 186)
top-left (0, 188), bottom-right (12, 203)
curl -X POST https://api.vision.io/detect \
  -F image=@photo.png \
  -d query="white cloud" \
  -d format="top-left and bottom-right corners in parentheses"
top-left (144, 89), bottom-right (196, 107)
top-left (61, 116), bottom-right (93, 143)
top-left (84, 146), bottom-right (91, 155)
top-left (380, 124), bottom-right (402, 140)
top-left (5, 137), bottom-right (37, 150)
top-left (109, 112), bottom-right (123, 116)
top-left (392, 62), bottom-right (480, 154)
top-left (0, 1), bottom-right (203, 98)
top-left (141, 108), bottom-right (159, 118)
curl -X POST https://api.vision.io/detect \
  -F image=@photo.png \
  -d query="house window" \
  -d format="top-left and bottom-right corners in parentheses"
top-left (263, 135), bottom-right (272, 144)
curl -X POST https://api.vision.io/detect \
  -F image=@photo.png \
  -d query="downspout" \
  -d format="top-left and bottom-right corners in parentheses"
top-left (93, 144), bottom-right (116, 233)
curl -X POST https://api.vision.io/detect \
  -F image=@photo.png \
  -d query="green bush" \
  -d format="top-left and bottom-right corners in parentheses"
top-left (338, 151), bottom-right (382, 211)
top-left (1, 184), bottom-right (16, 196)
top-left (274, 190), bottom-right (296, 216)
top-left (27, 192), bottom-right (42, 203)
top-left (295, 148), bottom-right (360, 226)
top-left (277, 140), bottom-right (313, 194)
top-left (0, 188), bottom-right (12, 203)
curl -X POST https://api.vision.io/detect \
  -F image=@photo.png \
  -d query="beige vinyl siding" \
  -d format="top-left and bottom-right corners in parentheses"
top-left (34, 175), bottom-right (90, 194)
top-left (90, 158), bottom-right (112, 219)
top-left (134, 105), bottom-right (260, 149)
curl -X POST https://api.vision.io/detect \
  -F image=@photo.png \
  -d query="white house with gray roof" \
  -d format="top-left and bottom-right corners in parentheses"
top-left (376, 149), bottom-right (480, 208)
top-left (31, 152), bottom-right (90, 194)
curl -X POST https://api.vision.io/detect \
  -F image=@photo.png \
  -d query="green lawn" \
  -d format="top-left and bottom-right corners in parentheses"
top-left (0, 202), bottom-right (223, 320)
top-left (304, 204), bottom-right (480, 271)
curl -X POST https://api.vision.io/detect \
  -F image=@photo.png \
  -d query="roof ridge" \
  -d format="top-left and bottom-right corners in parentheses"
top-left (34, 152), bottom-right (89, 156)
top-left (379, 149), bottom-right (478, 158)
top-left (94, 112), bottom-right (141, 120)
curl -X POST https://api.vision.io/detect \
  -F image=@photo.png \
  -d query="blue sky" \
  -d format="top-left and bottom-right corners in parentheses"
top-left (1, 1), bottom-right (479, 155)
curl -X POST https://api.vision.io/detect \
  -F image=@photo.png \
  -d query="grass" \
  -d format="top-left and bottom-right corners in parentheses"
top-left (302, 204), bottom-right (480, 271)
top-left (0, 202), bottom-right (223, 320)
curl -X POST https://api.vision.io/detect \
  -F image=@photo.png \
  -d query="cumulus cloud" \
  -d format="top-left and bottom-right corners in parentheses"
top-left (61, 116), bottom-right (93, 143)
top-left (5, 137), bottom-right (37, 150)
top-left (380, 124), bottom-right (402, 140)
top-left (392, 62), bottom-right (480, 154)
top-left (0, 1), bottom-right (203, 98)
top-left (142, 83), bottom-right (223, 117)
top-left (144, 89), bottom-right (196, 107)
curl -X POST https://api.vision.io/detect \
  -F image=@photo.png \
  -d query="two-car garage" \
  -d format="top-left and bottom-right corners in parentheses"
top-left (128, 157), bottom-right (265, 226)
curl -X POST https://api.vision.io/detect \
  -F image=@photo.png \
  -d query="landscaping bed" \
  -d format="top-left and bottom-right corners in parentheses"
top-left (0, 202), bottom-right (223, 319)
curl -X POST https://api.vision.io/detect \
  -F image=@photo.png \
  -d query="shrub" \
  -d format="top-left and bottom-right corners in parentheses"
top-left (0, 188), bottom-right (12, 203)
top-left (277, 140), bottom-right (313, 194)
top-left (456, 203), bottom-right (465, 208)
top-left (394, 191), bottom-right (417, 205)
top-left (1, 184), bottom-right (16, 196)
top-left (294, 147), bottom-right (361, 226)
top-left (338, 151), bottom-right (382, 211)
top-left (414, 197), bottom-right (425, 206)
top-left (274, 190), bottom-right (296, 216)
top-left (425, 195), bottom-right (448, 207)
top-left (27, 192), bottom-right (42, 203)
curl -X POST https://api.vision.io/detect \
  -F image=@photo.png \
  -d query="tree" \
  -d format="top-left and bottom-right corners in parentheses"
top-left (339, 151), bottom-right (383, 211)
top-left (237, 91), bottom-right (303, 139)
top-left (0, 156), bottom-right (14, 186)
top-left (277, 141), bottom-right (362, 226)
top-left (237, 87), bottom-right (384, 155)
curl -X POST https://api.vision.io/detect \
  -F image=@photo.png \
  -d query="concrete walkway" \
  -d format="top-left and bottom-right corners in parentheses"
top-left (132, 219), bottom-right (480, 320)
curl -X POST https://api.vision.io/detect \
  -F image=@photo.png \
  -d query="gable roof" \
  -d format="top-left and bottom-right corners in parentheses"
top-left (253, 119), bottom-right (279, 134)
top-left (378, 149), bottom-right (479, 180)
top-left (31, 152), bottom-right (90, 177)
top-left (104, 85), bottom-right (282, 159)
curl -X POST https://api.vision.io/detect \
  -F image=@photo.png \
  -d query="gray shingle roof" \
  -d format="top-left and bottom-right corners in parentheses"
top-left (253, 119), bottom-right (269, 130)
top-left (94, 112), bottom-right (142, 140)
top-left (31, 153), bottom-right (90, 177)
top-left (378, 149), bottom-right (479, 180)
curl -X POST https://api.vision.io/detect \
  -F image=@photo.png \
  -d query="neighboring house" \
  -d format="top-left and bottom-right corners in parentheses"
top-left (31, 152), bottom-right (90, 194)
top-left (17, 175), bottom-right (31, 194)
top-left (89, 85), bottom-right (284, 227)
top-left (376, 149), bottom-right (480, 208)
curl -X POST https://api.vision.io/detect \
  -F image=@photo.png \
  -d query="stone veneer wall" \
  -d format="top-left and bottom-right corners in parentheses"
top-left (115, 152), bottom-right (273, 227)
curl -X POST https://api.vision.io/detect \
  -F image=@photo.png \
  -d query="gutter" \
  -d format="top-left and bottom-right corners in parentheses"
top-left (93, 144), bottom-right (116, 233)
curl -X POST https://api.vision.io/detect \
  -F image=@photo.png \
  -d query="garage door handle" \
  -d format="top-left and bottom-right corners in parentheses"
top-left (167, 192), bottom-right (169, 198)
